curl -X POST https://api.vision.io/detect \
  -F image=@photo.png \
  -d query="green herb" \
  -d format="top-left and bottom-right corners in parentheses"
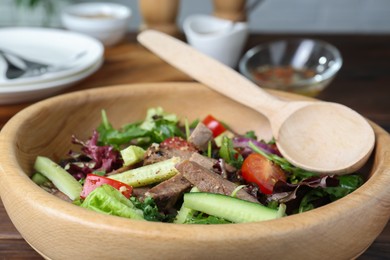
top-left (298, 175), bottom-right (364, 213)
top-left (243, 130), bottom-right (257, 140)
top-left (230, 185), bottom-right (246, 198)
top-left (267, 200), bottom-right (280, 210)
top-left (184, 212), bottom-right (231, 224)
top-left (219, 136), bottom-right (243, 168)
top-left (100, 110), bottom-right (111, 130)
top-left (149, 118), bottom-right (185, 142)
top-left (189, 119), bottom-right (200, 128)
top-left (207, 141), bottom-right (212, 158)
top-left (268, 138), bottom-right (276, 145)
top-left (97, 108), bottom-right (185, 149)
top-left (78, 178), bottom-right (85, 185)
top-left (338, 175), bottom-right (364, 190)
top-left (130, 196), bottom-right (173, 222)
top-left (139, 106), bottom-right (178, 130)
top-left (184, 117), bottom-right (190, 140)
top-left (324, 175), bottom-right (364, 199)
top-left (92, 171), bottom-right (106, 176)
top-left (298, 189), bottom-right (327, 213)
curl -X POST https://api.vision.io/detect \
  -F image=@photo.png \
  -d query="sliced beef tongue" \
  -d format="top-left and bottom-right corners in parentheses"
top-left (132, 186), bottom-right (152, 200)
top-left (188, 122), bottom-right (213, 151)
top-left (176, 160), bottom-right (259, 203)
top-left (144, 173), bottom-right (192, 210)
top-left (189, 152), bottom-right (216, 172)
top-left (189, 153), bottom-right (236, 176)
top-left (143, 143), bottom-right (196, 166)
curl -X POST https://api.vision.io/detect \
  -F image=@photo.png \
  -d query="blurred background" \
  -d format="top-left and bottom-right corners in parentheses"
top-left (1, 0), bottom-right (390, 33)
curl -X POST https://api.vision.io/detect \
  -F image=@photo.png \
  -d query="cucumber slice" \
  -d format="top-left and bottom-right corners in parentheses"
top-left (120, 145), bottom-right (145, 166)
top-left (174, 186), bottom-right (200, 224)
top-left (31, 172), bottom-right (52, 187)
top-left (214, 130), bottom-right (235, 147)
top-left (183, 192), bottom-right (281, 223)
top-left (108, 157), bottom-right (180, 187)
top-left (34, 156), bottom-right (82, 200)
top-left (174, 205), bottom-right (194, 224)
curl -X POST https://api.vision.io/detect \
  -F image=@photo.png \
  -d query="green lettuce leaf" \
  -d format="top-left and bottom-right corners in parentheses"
top-left (97, 108), bottom-right (184, 149)
top-left (140, 107), bottom-right (178, 130)
top-left (298, 175), bottom-right (364, 213)
top-left (80, 184), bottom-right (144, 220)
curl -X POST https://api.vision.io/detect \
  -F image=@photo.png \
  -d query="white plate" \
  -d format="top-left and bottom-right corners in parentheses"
top-left (0, 27), bottom-right (104, 86)
top-left (0, 58), bottom-right (103, 105)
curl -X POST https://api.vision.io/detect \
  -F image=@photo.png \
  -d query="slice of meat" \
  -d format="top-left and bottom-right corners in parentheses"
top-left (189, 153), bottom-right (237, 175)
top-left (189, 152), bottom-right (216, 171)
top-left (144, 173), bottom-right (192, 210)
top-left (176, 160), bottom-right (258, 203)
top-left (132, 186), bottom-right (151, 200)
top-left (188, 122), bottom-right (213, 150)
top-left (143, 143), bottom-right (196, 166)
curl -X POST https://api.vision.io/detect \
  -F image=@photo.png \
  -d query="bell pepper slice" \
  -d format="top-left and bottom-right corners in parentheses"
top-left (81, 173), bottom-right (133, 199)
top-left (202, 114), bottom-right (227, 137)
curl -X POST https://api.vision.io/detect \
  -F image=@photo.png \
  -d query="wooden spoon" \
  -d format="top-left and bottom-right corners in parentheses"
top-left (137, 30), bottom-right (375, 175)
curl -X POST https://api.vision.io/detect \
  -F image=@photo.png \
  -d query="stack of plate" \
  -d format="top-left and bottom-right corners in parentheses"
top-left (0, 27), bottom-right (104, 105)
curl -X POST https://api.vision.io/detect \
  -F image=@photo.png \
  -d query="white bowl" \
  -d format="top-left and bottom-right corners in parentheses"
top-left (61, 2), bottom-right (131, 46)
top-left (183, 14), bottom-right (249, 68)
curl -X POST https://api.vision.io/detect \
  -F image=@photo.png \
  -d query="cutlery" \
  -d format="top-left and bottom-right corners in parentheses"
top-left (0, 49), bottom-right (86, 80)
top-left (138, 30), bottom-right (375, 175)
top-left (0, 52), bottom-right (26, 79)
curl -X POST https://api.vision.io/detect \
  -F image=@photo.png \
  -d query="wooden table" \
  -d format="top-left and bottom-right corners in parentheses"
top-left (1, 33), bottom-right (389, 259)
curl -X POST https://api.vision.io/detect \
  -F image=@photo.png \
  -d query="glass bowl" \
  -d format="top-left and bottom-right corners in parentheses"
top-left (239, 38), bottom-right (342, 97)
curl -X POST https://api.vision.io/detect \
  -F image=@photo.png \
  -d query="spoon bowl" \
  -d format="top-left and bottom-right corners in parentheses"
top-left (137, 30), bottom-right (375, 174)
top-left (275, 102), bottom-right (374, 173)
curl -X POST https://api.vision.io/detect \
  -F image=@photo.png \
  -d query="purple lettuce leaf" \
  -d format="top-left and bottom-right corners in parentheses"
top-left (233, 137), bottom-right (281, 156)
top-left (61, 130), bottom-right (123, 180)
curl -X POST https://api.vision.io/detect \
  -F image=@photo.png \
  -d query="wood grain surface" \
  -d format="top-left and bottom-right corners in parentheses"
top-left (0, 32), bottom-right (389, 259)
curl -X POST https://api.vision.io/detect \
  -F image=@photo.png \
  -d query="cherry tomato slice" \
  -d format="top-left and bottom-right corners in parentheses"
top-left (202, 114), bottom-right (227, 137)
top-left (81, 173), bottom-right (133, 199)
top-left (241, 153), bottom-right (286, 194)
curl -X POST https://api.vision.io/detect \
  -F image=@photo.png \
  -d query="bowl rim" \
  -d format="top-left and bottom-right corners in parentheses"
top-left (239, 38), bottom-right (343, 89)
top-left (0, 83), bottom-right (389, 256)
top-left (183, 14), bottom-right (248, 40)
top-left (62, 2), bottom-right (132, 21)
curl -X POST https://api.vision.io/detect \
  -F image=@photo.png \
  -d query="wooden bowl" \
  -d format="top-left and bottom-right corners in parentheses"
top-left (1, 83), bottom-right (389, 260)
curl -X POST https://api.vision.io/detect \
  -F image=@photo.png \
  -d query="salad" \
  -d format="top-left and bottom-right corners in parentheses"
top-left (32, 107), bottom-right (364, 224)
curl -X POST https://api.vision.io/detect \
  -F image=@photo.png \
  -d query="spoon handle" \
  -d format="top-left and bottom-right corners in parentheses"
top-left (137, 30), bottom-right (286, 117)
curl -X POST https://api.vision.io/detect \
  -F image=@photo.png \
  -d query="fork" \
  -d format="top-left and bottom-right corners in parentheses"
top-left (0, 49), bottom-right (87, 80)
